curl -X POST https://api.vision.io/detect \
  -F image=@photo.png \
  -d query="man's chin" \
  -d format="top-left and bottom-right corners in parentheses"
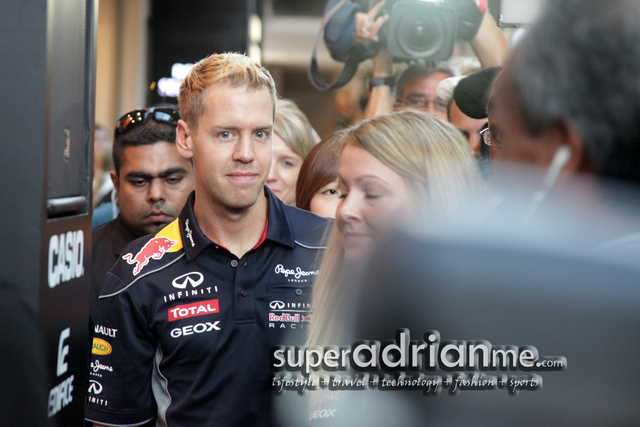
top-left (220, 186), bottom-right (266, 211)
top-left (143, 219), bottom-right (175, 236)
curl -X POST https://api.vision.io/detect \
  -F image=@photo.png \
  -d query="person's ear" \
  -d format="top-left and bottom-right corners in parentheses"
top-left (176, 119), bottom-right (194, 160)
top-left (556, 122), bottom-right (591, 173)
top-left (110, 171), bottom-right (119, 205)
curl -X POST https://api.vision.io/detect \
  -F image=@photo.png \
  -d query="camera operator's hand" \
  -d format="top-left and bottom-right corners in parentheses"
top-left (355, 0), bottom-right (389, 41)
top-left (358, 2), bottom-right (394, 119)
top-left (448, 0), bottom-right (486, 41)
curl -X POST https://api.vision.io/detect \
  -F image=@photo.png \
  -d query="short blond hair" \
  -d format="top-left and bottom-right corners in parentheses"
top-left (178, 53), bottom-right (277, 131)
top-left (274, 99), bottom-right (316, 159)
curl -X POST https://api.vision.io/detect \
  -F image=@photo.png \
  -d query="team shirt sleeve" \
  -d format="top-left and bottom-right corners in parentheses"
top-left (86, 273), bottom-right (158, 426)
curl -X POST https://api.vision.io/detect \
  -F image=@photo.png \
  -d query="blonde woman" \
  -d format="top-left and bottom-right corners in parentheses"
top-left (307, 109), bottom-right (483, 348)
top-left (267, 98), bottom-right (316, 205)
top-left (273, 110), bottom-right (483, 426)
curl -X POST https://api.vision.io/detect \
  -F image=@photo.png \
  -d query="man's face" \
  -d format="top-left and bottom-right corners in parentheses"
top-left (177, 84), bottom-right (274, 212)
top-left (449, 100), bottom-right (487, 156)
top-left (397, 72), bottom-right (450, 121)
top-left (488, 67), bottom-right (561, 167)
top-left (112, 141), bottom-right (194, 236)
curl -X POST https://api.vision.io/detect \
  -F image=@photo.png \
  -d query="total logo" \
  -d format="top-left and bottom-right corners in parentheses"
top-left (168, 299), bottom-right (219, 321)
top-left (122, 237), bottom-right (176, 275)
top-left (48, 230), bottom-right (84, 288)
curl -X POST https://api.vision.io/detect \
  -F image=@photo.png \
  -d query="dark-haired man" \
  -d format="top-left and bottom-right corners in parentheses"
top-left (488, 0), bottom-right (640, 187)
top-left (485, 0), bottom-right (640, 257)
top-left (90, 107), bottom-right (194, 326)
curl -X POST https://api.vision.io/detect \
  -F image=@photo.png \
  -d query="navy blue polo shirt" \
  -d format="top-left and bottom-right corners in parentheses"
top-left (86, 189), bottom-right (330, 426)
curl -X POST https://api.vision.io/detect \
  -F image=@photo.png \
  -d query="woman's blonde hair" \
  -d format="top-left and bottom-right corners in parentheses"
top-left (307, 109), bottom-right (482, 347)
top-left (274, 99), bottom-right (316, 159)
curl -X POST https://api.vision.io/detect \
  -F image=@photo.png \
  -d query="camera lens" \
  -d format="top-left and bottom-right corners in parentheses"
top-left (397, 13), bottom-right (445, 57)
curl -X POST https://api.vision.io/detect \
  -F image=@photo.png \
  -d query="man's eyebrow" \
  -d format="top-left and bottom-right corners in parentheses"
top-left (213, 125), bottom-right (273, 132)
top-left (158, 167), bottom-right (187, 179)
top-left (125, 171), bottom-right (153, 180)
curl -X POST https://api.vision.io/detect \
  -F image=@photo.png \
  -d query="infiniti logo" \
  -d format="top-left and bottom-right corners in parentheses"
top-left (88, 380), bottom-right (103, 394)
top-left (270, 300), bottom-right (285, 310)
top-left (172, 272), bottom-right (204, 289)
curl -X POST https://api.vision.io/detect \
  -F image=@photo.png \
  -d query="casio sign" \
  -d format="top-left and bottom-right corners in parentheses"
top-left (48, 230), bottom-right (85, 288)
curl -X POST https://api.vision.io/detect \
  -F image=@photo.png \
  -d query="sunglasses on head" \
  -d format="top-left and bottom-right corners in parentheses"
top-left (115, 107), bottom-right (180, 136)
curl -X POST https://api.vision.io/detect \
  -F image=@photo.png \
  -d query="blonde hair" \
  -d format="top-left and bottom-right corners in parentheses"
top-left (274, 98), bottom-right (316, 159)
top-left (307, 110), bottom-right (482, 347)
top-left (178, 53), bottom-right (277, 132)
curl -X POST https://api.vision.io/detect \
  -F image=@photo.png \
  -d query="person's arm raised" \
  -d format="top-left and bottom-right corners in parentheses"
top-left (470, 12), bottom-right (508, 68)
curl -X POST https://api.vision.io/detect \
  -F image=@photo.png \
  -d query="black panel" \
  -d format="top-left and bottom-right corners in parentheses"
top-left (46, 0), bottom-right (91, 203)
top-left (149, 0), bottom-right (254, 105)
top-left (0, 0), bottom-right (95, 425)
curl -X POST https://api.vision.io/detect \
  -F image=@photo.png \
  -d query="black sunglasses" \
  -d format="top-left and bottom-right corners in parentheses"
top-left (115, 107), bottom-right (180, 136)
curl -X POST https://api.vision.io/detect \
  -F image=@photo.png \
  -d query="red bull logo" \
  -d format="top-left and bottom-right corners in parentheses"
top-left (269, 313), bottom-right (300, 322)
top-left (122, 237), bottom-right (177, 275)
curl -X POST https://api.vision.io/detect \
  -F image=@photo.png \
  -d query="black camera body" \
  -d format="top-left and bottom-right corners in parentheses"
top-left (385, 1), bottom-right (458, 62)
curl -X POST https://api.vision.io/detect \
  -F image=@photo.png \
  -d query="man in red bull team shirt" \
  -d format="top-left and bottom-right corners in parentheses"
top-left (86, 53), bottom-right (330, 427)
top-left (90, 107), bottom-right (194, 338)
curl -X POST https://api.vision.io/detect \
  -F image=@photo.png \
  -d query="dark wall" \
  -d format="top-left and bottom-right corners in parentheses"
top-left (0, 0), bottom-right (94, 425)
top-left (149, 0), bottom-right (261, 105)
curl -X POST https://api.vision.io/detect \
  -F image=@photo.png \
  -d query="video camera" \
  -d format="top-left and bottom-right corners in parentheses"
top-left (363, 0), bottom-right (483, 62)
top-left (309, 0), bottom-right (484, 90)
top-left (380, 0), bottom-right (457, 62)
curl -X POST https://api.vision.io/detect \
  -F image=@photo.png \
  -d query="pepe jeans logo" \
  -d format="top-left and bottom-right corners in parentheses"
top-left (91, 360), bottom-right (113, 374)
top-left (172, 272), bottom-right (204, 289)
top-left (185, 219), bottom-right (195, 247)
top-left (274, 264), bottom-right (319, 282)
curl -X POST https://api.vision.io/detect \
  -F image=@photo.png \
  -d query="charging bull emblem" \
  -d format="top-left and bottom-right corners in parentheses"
top-left (122, 237), bottom-right (177, 275)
